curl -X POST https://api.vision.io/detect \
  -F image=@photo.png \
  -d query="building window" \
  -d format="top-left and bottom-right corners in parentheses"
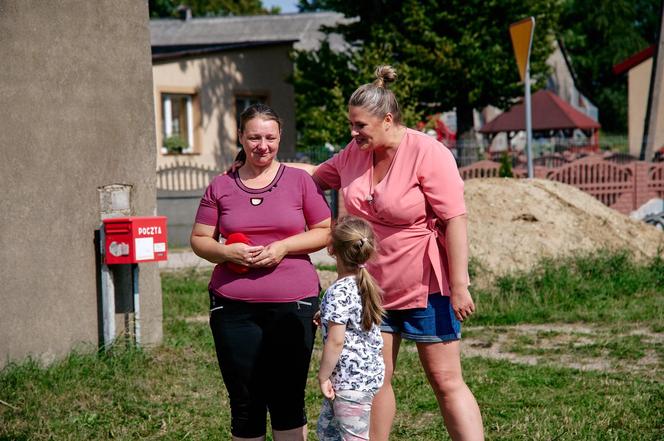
top-left (161, 93), bottom-right (196, 154)
top-left (236, 95), bottom-right (267, 144)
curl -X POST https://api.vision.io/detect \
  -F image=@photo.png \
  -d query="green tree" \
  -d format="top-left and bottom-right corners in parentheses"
top-left (558, 0), bottom-right (661, 133)
top-left (149, 0), bottom-right (279, 17)
top-left (292, 40), bottom-right (421, 150)
top-left (292, 42), bottom-right (354, 151)
top-left (293, 0), bottom-right (560, 151)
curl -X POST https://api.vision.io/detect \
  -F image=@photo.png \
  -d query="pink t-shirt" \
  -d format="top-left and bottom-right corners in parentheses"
top-left (315, 129), bottom-right (466, 309)
top-left (195, 164), bottom-right (331, 302)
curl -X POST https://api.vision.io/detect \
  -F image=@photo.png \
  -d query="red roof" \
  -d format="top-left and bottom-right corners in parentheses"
top-left (613, 45), bottom-right (655, 75)
top-left (479, 90), bottom-right (600, 133)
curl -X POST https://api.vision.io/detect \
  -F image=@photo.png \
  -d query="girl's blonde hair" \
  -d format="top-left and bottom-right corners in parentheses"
top-left (348, 65), bottom-right (402, 124)
top-left (331, 216), bottom-right (384, 331)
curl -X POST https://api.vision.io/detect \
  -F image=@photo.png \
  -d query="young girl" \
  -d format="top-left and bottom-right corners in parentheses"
top-left (317, 216), bottom-right (385, 441)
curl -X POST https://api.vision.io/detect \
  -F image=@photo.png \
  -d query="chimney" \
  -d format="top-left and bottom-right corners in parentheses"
top-left (177, 5), bottom-right (192, 21)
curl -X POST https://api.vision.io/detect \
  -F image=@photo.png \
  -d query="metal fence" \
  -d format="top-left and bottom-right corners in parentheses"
top-left (156, 160), bottom-right (219, 192)
top-left (156, 159), bottom-right (339, 246)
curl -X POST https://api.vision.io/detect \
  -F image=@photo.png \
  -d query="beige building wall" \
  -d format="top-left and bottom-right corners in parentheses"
top-left (0, 1), bottom-right (162, 368)
top-left (628, 58), bottom-right (664, 157)
top-left (153, 44), bottom-right (296, 171)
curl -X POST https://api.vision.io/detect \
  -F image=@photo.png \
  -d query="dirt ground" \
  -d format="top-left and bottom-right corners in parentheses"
top-left (435, 323), bottom-right (661, 378)
top-left (465, 178), bottom-right (664, 278)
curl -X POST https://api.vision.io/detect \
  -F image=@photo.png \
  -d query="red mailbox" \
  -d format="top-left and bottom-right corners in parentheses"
top-left (103, 216), bottom-right (168, 265)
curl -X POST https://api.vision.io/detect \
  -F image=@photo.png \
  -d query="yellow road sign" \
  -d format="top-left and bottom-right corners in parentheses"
top-left (509, 17), bottom-right (535, 82)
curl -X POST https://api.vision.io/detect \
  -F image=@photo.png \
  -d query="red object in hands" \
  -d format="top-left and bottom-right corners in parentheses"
top-left (225, 233), bottom-right (251, 274)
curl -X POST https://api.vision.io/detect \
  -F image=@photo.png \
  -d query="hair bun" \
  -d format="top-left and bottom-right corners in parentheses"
top-left (374, 65), bottom-right (397, 88)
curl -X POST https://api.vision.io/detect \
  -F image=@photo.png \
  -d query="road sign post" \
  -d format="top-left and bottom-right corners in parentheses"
top-left (510, 17), bottom-right (536, 178)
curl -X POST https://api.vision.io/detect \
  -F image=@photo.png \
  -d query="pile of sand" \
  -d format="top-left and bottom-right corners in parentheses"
top-left (316, 178), bottom-right (663, 289)
top-left (465, 178), bottom-right (664, 276)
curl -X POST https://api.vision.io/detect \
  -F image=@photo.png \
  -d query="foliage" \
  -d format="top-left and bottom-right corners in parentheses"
top-left (162, 135), bottom-right (189, 154)
top-left (558, 0), bottom-right (661, 132)
top-left (293, 0), bottom-right (560, 150)
top-left (148, 0), bottom-right (279, 17)
top-left (291, 41), bottom-right (354, 151)
top-left (498, 151), bottom-right (513, 177)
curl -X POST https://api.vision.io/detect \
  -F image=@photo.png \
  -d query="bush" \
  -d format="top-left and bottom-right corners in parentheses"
top-left (163, 135), bottom-right (189, 154)
top-left (498, 151), bottom-right (513, 177)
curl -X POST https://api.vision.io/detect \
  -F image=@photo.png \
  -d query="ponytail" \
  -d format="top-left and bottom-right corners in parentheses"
top-left (331, 216), bottom-right (385, 331)
top-left (356, 267), bottom-right (384, 331)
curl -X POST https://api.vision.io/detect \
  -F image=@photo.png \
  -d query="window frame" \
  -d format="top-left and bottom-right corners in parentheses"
top-left (157, 86), bottom-right (201, 155)
top-left (234, 91), bottom-right (270, 145)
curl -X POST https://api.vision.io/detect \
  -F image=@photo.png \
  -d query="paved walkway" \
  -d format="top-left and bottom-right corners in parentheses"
top-left (159, 248), bottom-right (335, 270)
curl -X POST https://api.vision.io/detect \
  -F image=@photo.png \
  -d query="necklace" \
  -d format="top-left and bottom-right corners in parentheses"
top-left (366, 152), bottom-right (375, 203)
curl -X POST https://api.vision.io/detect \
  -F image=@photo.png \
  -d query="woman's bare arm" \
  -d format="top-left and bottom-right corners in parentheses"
top-left (442, 214), bottom-right (475, 321)
top-left (318, 321), bottom-right (346, 399)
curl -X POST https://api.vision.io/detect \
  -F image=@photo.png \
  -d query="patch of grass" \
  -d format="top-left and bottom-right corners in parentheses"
top-left (512, 334), bottom-right (536, 346)
top-left (468, 256), bottom-right (482, 280)
top-left (570, 335), bottom-right (647, 361)
top-left (384, 342), bottom-right (664, 440)
top-left (3, 340), bottom-right (661, 440)
top-left (494, 328), bottom-right (662, 374)
top-left (462, 355), bottom-right (664, 441)
top-left (315, 263), bottom-right (337, 272)
top-left (471, 251), bottom-right (664, 328)
top-left (535, 329), bottom-right (563, 338)
top-left (2, 259), bottom-right (663, 440)
top-left (0, 333), bottom-right (230, 440)
top-left (161, 268), bottom-right (211, 318)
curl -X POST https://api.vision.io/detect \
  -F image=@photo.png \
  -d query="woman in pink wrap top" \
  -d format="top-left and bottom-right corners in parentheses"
top-left (316, 127), bottom-right (466, 310)
top-left (302, 66), bottom-right (484, 441)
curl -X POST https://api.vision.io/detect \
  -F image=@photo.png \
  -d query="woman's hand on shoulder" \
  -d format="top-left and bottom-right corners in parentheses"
top-left (251, 241), bottom-right (288, 268)
top-left (450, 285), bottom-right (475, 322)
top-left (284, 162), bottom-right (318, 176)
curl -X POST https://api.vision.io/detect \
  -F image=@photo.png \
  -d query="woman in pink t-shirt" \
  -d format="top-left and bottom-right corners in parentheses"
top-left (191, 104), bottom-right (331, 441)
top-left (302, 66), bottom-right (484, 440)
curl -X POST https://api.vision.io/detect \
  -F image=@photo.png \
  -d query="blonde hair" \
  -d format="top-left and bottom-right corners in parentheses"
top-left (348, 65), bottom-right (402, 124)
top-left (331, 216), bottom-right (384, 331)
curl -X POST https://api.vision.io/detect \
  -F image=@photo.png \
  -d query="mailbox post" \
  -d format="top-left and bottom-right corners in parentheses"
top-left (100, 216), bottom-right (168, 347)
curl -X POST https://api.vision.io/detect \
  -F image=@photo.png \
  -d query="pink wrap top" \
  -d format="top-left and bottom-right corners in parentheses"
top-left (315, 129), bottom-right (466, 309)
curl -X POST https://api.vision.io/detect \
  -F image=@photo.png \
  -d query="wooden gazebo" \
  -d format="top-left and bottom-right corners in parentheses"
top-left (480, 90), bottom-right (601, 154)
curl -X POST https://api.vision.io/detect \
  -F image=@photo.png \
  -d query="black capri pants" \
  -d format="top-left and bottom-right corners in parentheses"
top-left (209, 293), bottom-right (319, 438)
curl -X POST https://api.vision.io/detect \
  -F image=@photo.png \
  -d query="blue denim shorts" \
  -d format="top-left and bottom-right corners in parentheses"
top-left (380, 294), bottom-right (461, 343)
